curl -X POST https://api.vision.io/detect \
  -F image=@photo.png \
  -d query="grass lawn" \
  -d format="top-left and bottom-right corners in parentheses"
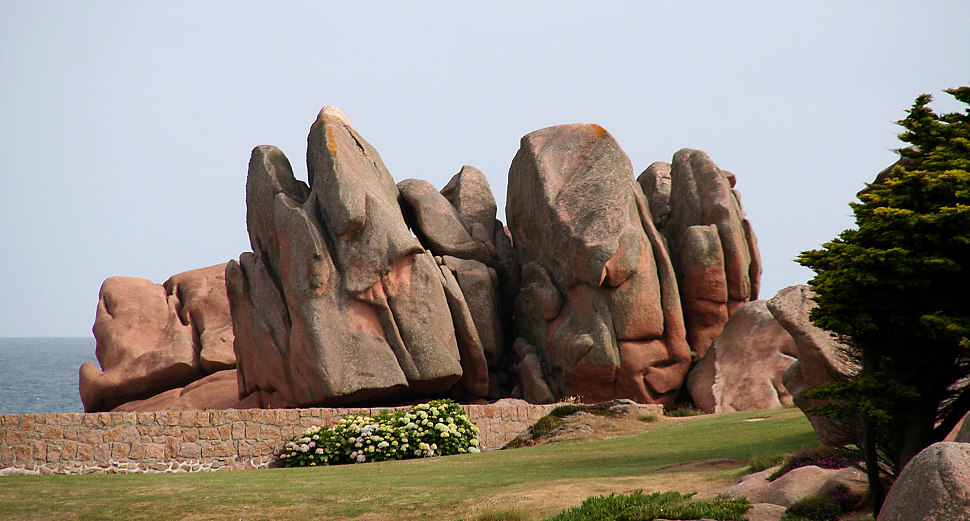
top-left (0, 408), bottom-right (817, 521)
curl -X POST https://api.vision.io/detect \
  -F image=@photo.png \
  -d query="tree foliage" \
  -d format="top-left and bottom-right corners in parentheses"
top-left (797, 87), bottom-right (970, 513)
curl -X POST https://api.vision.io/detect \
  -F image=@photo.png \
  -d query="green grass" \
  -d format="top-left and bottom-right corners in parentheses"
top-left (0, 409), bottom-right (817, 521)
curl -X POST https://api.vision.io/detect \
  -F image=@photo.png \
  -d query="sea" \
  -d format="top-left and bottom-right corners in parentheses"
top-left (0, 337), bottom-right (98, 415)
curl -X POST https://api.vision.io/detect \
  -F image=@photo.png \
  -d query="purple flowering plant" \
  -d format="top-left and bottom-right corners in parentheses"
top-left (769, 446), bottom-right (854, 481)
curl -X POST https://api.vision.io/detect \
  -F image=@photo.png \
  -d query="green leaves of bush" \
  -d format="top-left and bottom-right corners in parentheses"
top-left (544, 491), bottom-right (750, 521)
top-left (278, 399), bottom-right (481, 467)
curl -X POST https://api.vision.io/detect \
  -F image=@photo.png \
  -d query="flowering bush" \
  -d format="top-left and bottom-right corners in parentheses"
top-left (278, 399), bottom-right (481, 467)
top-left (769, 446), bottom-right (854, 481)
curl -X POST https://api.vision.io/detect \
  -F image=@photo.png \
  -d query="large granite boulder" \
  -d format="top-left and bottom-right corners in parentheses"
top-left (639, 150), bottom-right (761, 358)
top-left (506, 123), bottom-right (691, 405)
top-left (110, 369), bottom-right (256, 412)
top-left (686, 300), bottom-right (797, 413)
top-left (723, 465), bottom-right (865, 510)
top-left (226, 107), bottom-right (464, 408)
top-left (396, 166), bottom-right (512, 399)
top-left (80, 263), bottom-right (236, 412)
top-left (878, 442), bottom-right (970, 521)
top-left (767, 285), bottom-right (859, 445)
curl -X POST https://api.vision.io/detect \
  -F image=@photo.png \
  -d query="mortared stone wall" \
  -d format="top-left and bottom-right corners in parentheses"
top-left (0, 400), bottom-right (558, 475)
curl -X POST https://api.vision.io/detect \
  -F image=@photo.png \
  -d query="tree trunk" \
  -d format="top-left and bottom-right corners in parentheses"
top-left (897, 398), bottom-right (937, 472)
top-left (862, 414), bottom-right (884, 517)
top-left (861, 351), bottom-right (885, 517)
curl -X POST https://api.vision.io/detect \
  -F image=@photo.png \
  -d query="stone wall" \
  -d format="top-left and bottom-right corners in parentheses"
top-left (0, 400), bottom-right (557, 475)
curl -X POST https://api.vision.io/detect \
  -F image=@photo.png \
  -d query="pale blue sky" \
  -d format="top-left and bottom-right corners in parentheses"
top-left (2, 1), bottom-right (968, 337)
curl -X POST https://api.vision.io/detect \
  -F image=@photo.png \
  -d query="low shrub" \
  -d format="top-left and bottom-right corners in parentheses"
top-left (544, 490), bottom-right (750, 521)
top-left (769, 446), bottom-right (854, 481)
top-left (549, 403), bottom-right (624, 419)
top-left (470, 507), bottom-right (532, 521)
top-left (780, 484), bottom-right (851, 521)
top-left (528, 415), bottom-right (563, 438)
top-left (666, 406), bottom-right (705, 417)
top-left (638, 414), bottom-right (658, 423)
top-left (278, 399), bottom-right (480, 467)
top-left (502, 414), bottom-right (564, 449)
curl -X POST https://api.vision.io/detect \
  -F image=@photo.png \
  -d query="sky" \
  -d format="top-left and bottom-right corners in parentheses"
top-left (2, 2), bottom-right (969, 338)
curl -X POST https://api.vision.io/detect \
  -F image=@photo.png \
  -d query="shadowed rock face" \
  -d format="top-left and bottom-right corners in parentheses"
top-left (639, 149), bottom-right (761, 358)
top-left (226, 107), bottom-right (462, 408)
top-left (506, 124), bottom-right (691, 405)
top-left (686, 300), bottom-right (797, 413)
top-left (80, 263), bottom-right (236, 412)
top-left (767, 285), bottom-right (859, 445)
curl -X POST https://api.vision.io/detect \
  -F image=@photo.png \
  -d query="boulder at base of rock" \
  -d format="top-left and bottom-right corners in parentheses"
top-left (80, 263), bottom-right (236, 412)
top-left (767, 285), bottom-right (859, 445)
top-left (878, 442), bottom-right (970, 521)
top-left (110, 370), bottom-right (253, 412)
top-left (686, 300), bottom-right (797, 413)
top-left (507, 123), bottom-right (690, 405)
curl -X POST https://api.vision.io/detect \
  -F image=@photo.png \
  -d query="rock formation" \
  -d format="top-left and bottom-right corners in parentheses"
top-left (79, 263), bottom-right (237, 412)
top-left (767, 285), bottom-right (859, 445)
top-left (686, 300), bottom-right (797, 413)
top-left (639, 150), bottom-right (761, 358)
top-left (84, 107), bottom-right (765, 412)
top-left (225, 107), bottom-right (466, 408)
top-left (506, 124), bottom-right (691, 405)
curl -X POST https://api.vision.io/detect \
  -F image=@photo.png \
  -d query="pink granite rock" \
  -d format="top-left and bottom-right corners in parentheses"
top-left (440, 165), bottom-right (498, 250)
top-left (80, 263), bottom-right (236, 412)
top-left (639, 149), bottom-right (762, 356)
top-left (110, 370), bottom-right (247, 412)
top-left (722, 465), bottom-right (840, 507)
top-left (686, 300), bottom-right (797, 413)
top-left (878, 442), bottom-right (970, 521)
top-left (437, 261), bottom-right (489, 397)
top-left (507, 123), bottom-right (690, 405)
top-left (398, 178), bottom-right (494, 263)
top-left (164, 264), bottom-right (236, 372)
top-left (227, 107), bottom-right (463, 407)
top-left (767, 285), bottom-right (859, 445)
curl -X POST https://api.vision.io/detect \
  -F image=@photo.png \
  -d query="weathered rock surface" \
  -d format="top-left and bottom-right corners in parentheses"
top-left (743, 503), bottom-right (787, 521)
top-left (722, 465), bottom-right (840, 507)
top-left (767, 285), bottom-right (859, 445)
top-left (110, 369), bottom-right (255, 412)
top-left (397, 166), bottom-right (510, 400)
top-left (507, 123), bottom-right (691, 405)
top-left (227, 107), bottom-right (464, 408)
top-left (398, 178), bottom-right (494, 263)
top-left (686, 300), bottom-right (797, 413)
top-left (878, 442), bottom-right (970, 521)
top-left (80, 263), bottom-right (235, 412)
top-left (639, 149), bottom-right (761, 357)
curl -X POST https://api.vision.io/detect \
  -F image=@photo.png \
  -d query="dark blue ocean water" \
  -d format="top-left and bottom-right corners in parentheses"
top-left (0, 337), bottom-right (98, 414)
